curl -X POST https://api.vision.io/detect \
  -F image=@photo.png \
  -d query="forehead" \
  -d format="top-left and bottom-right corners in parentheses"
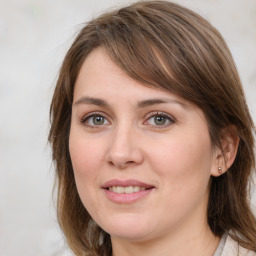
top-left (74, 47), bottom-right (189, 106)
top-left (75, 47), bottom-right (134, 94)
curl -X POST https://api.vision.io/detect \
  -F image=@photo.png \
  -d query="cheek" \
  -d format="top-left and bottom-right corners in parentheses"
top-left (148, 129), bottom-right (213, 191)
top-left (69, 130), bottom-right (105, 202)
top-left (69, 129), bottom-right (104, 175)
top-left (147, 132), bottom-right (213, 224)
top-left (69, 137), bottom-right (106, 220)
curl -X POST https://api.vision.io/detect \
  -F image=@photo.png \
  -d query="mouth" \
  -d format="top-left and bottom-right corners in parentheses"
top-left (102, 179), bottom-right (154, 193)
top-left (107, 185), bottom-right (147, 193)
top-left (102, 179), bottom-right (155, 203)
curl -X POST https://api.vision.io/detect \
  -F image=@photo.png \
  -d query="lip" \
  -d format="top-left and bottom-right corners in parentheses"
top-left (102, 179), bottom-right (154, 189)
top-left (101, 179), bottom-right (155, 204)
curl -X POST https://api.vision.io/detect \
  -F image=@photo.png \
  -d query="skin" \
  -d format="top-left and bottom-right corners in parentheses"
top-left (69, 47), bottom-right (237, 256)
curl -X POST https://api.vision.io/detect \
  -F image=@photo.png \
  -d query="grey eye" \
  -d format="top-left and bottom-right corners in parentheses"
top-left (84, 115), bottom-right (109, 126)
top-left (92, 116), bottom-right (105, 125)
top-left (154, 116), bottom-right (167, 125)
top-left (146, 113), bottom-right (174, 128)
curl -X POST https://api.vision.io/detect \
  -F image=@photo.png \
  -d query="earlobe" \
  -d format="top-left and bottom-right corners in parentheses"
top-left (211, 126), bottom-right (240, 177)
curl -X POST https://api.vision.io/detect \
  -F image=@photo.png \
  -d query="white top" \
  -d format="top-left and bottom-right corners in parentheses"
top-left (214, 233), bottom-right (256, 256)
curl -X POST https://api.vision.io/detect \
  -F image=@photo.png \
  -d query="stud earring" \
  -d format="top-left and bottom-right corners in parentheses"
top-left (218, 167), bottom-right (222, 174)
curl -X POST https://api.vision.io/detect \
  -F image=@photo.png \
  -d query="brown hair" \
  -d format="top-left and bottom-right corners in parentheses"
top-left (48, 1), bottom-right (256, 255)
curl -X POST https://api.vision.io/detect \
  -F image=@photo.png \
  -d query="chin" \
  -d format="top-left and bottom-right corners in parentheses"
top-left (99, 213), bottom-right (155, 241)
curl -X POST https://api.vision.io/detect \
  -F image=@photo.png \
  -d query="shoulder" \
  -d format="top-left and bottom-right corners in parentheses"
top-left (221, 235), bottom-right (256, 256)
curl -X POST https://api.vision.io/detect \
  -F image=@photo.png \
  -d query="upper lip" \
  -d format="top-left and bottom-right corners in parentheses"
top-left (102, 179), bottom-right (154, 189)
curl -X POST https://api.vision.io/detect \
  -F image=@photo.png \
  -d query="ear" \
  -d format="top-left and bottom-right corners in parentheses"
top-left (211, 126), bottom-right (240, 177)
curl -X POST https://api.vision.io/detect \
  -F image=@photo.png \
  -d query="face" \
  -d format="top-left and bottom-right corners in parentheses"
top-left (69, 47), bottom-right (218, 242)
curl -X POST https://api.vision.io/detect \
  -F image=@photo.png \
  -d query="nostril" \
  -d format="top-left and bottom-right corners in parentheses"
top-left (108, 160), bottom-right (115, 166)
top-left (106, 148), bottom-right (143, 168)
top-left (108, 160), bottom-right (135, 169)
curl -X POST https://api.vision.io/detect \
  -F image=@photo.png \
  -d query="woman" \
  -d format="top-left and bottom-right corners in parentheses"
top-left (48, 1), bottom-right (256, 255)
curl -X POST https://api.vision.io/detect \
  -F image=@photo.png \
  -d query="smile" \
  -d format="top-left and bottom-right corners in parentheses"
top-left (102, 179), bottom-right (155, 203)
top-left (108, 186), bottom-right (146, 193)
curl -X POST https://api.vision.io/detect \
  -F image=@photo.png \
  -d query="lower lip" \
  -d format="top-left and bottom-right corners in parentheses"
top-left (103, 188), bottom-right (154, 204)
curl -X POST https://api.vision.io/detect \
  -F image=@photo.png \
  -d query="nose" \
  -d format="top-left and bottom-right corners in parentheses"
top-left (106, 125), bottom-right (144, 169)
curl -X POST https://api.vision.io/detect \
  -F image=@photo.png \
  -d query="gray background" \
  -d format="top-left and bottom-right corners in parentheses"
top-left (0, 0), bottom-right (255, 255)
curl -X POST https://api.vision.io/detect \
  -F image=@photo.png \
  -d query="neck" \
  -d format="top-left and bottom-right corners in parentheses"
top-left (111, 218), bottom-right (220, 256)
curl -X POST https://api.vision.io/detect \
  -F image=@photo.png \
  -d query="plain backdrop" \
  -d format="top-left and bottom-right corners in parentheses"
top-left (0, 0), bottom-right (255, 255)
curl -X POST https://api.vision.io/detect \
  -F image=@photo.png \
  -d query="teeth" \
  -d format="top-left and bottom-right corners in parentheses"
top-left (116, 186), bottom-right (124, 193)
top-left (108, 186), bottom-right (146, 194)
top-left (124, 186), bottom-right (134, 193)
top-left (134, 186), bottom-right (140, 192)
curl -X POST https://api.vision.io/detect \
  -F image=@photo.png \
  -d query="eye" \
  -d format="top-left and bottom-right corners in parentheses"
top-left (146, 112), bottom-right (175, 128)
top-left (81, 112), bottom-right (110, 127)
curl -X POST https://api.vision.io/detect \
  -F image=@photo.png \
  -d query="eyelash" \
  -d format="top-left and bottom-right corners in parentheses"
top-left (80, 111), bottom-right (175, 129)
top-left (79, 112), bottom-right (110, 128)
top-left (144, 111), bottom-right (175, 129)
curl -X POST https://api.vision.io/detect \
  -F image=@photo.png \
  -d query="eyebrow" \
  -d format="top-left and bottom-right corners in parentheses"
top-left (74, 97), bottom-right (109, 107)
top-left (137, 98), bottom-right (186, 108)
top-left (74, 96), bottom-right (186, 108)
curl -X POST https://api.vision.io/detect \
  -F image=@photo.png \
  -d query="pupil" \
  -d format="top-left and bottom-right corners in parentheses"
top-left (93, 116), bottom-right (104, 125)
top-left (154, 116), bottom-right (166, 125)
